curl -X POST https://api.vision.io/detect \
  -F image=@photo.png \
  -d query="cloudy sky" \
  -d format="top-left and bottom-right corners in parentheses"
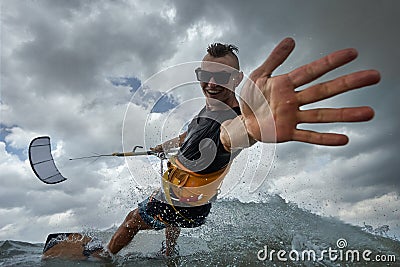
top-left (1, 0), bottom-right (399, 242)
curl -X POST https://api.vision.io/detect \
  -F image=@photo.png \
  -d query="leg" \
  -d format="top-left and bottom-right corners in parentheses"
top-left (107, 208), bottom-right (153, 254)
top-left (165, 225), bottom-right (180, 256)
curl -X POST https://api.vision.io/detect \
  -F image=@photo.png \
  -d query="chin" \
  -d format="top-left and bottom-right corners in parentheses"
top-left (206, 95), bottom-right (230, 108)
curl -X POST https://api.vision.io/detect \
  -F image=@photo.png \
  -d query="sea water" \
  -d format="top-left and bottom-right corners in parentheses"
top-left (1, 195), bottom-right (399, 266)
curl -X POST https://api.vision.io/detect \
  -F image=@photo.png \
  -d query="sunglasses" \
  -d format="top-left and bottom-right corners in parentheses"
top-left (195, 68), bottom-right (237, 84)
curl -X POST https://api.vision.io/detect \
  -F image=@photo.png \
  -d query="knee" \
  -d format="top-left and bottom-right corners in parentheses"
top-left (124, 209), bottom-right (150, 229)
top-left (124, 209), bottom-right (140, 229)
top-left (125, 210), bottom-right (137, 221)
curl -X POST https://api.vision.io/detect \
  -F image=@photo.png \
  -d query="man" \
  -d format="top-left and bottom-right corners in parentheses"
top-left (106, 37), bottom-right (380, 257)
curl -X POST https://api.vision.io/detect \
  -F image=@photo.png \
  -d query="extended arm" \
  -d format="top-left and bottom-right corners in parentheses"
top-left (151, 132), bottom-right (187, 152)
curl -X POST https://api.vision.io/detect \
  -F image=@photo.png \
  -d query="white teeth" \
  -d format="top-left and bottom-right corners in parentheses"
top-left (207, 90), bottom-right (220, 94)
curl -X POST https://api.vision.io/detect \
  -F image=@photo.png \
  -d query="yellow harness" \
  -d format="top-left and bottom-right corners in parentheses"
top-left (162, 157), bottom-right (229, 206)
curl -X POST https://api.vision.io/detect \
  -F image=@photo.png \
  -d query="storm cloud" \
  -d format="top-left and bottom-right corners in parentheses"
top-left (1, 0), bottom-right (399, 242)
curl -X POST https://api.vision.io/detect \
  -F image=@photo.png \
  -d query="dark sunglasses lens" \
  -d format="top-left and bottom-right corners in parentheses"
top-left (197, 70), bottom-right (212, 83)
top-left (196, 70), bottom-right (231, 84)
top-left (213, 72), bottom-right (230, 84)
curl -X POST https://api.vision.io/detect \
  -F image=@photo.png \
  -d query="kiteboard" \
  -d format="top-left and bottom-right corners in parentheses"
top-left (42, 233), bottom-right (108, 260)
top-left (42, 232), bottom-right (210, 260)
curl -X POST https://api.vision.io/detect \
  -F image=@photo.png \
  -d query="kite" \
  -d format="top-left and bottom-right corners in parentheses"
top-left (29, 136), bottom-right (67, 184)
top-left (29, 136), bottom-right (163, 184)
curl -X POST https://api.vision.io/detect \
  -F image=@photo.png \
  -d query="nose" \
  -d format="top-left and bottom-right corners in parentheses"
top-left (207, 77), bottom-right (217, 87)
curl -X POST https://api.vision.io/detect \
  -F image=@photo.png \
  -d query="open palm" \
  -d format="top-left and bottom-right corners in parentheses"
top-left (240, 38), bottom-right (380, 146)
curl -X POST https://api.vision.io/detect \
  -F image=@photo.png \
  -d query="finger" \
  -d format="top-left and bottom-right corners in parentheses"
top-left (288, 48), bottom-right (358, 88)
top-left (293, 129), bottom-right (349, 146)
top-left (250, 37), bottom-right (295, 80)
top-left (297, 70), bottom-right (380, 105)
top-left (298, 106), bottom-right (375, 123)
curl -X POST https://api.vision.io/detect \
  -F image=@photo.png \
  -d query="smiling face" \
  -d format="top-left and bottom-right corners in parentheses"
top-left (200, 53), bottom-right (243, 110)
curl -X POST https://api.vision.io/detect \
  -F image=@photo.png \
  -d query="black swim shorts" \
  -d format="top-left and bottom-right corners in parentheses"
top-left (138, 192), bottom-right (211, 230)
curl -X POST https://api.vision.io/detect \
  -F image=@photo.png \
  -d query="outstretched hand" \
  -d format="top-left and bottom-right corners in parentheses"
top-left (240, 38), bottom-right (380, 146)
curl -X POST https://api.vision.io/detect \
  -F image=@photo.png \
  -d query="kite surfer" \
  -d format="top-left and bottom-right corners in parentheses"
top-left (103, 37), bottom-right (380, 257)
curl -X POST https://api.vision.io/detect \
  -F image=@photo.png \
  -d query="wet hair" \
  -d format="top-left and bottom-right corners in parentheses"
top-left (206, 43), bottom-right (240, 69)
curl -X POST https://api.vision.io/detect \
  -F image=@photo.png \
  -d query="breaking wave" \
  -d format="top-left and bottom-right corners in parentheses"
top-left (1, 195), bottom-right (399, 266)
